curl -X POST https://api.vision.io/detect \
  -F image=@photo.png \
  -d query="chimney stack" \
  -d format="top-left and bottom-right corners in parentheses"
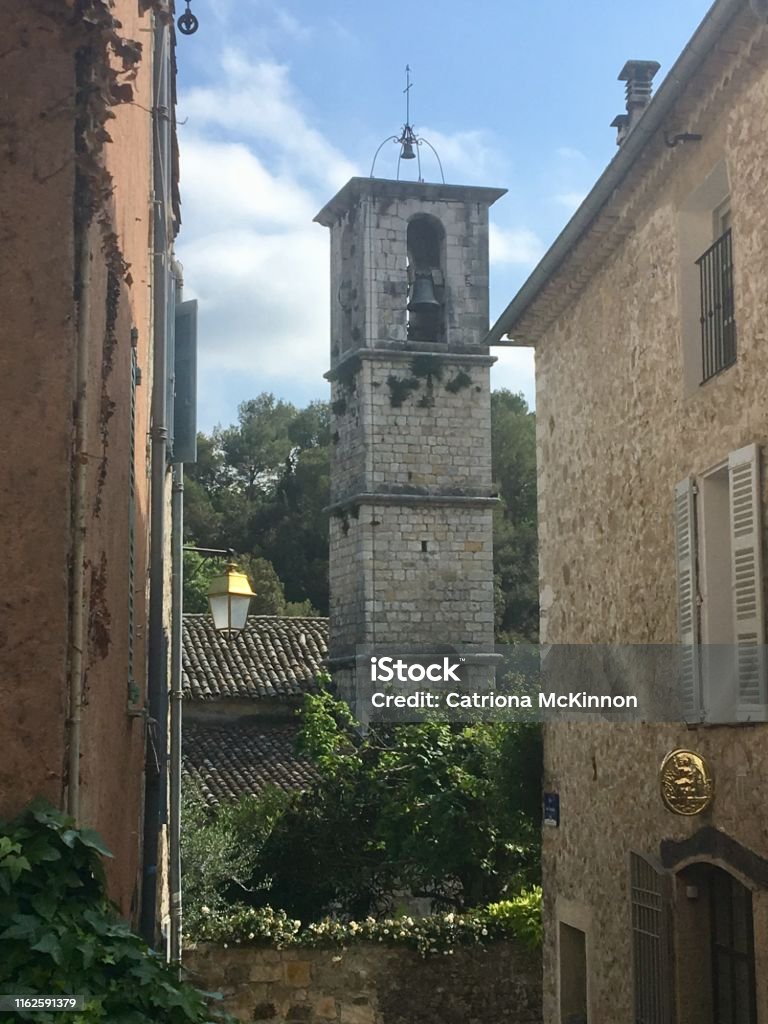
top-left (611, 59), bottom-right (660, 145)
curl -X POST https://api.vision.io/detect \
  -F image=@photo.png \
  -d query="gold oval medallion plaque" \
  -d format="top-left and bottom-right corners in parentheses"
top-left (660, 749), bottom-right (714, 816)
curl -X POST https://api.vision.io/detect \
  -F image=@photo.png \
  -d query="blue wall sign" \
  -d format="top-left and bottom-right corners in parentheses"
top-left (543, 791), bottom-right (560, 828)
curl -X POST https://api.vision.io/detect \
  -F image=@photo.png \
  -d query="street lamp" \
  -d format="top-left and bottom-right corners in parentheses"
top-left (206, 560), bottom-right (256, 638)
top-left (183, 546), bottom-right (256, 638)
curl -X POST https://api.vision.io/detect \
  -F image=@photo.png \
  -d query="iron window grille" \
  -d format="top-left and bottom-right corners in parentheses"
top-left (697, 227), bottom-right (736, 382)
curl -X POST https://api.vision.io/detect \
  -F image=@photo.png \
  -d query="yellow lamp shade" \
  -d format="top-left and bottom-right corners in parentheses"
top-left (206, 562), bottom-right (255, 637)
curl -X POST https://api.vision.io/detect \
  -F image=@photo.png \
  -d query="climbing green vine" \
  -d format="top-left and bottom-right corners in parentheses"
top-left (0, 802), bottom-right (232, 1023)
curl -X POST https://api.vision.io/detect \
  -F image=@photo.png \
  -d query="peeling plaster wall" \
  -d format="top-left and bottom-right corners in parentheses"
top-left (0, 0), bottom-right (80, 822)
top-left (0, 0), bottom-right (156, 920)
top-left (76, 0), bottom-right (155, 919)
top-left (531, 18), bottom-right (768, 1023)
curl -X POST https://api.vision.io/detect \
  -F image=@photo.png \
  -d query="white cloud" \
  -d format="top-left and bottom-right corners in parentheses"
top-left (176, 51), bottom-right (348, 421)
top-left (552, 190), bottom-right (586, 212)
top-left (491, 348), bottom-right (536, 409)
top-left (489, 223), bottom-right (544, 266)
top-left (181, 226), bottom-right (329, 380)
top-left (414, 126), bottom-right (502, 185)
top-left (180, 52), bottom-right (356, 191)
top-left (274, 8), bottom-right (312, 42)
top-left (556, 146), bottom-right (589, 164)
top-left (179, 134), bottom-right (316, 236)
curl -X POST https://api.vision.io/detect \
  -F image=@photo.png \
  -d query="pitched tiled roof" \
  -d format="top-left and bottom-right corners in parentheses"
top-left (182, 614), bottom-right (328, 702)
top-left (182, 720), bottom-right (319, 806)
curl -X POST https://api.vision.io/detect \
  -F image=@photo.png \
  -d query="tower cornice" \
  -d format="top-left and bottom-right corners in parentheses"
top-left (314, 176), bottom-right (507, 228)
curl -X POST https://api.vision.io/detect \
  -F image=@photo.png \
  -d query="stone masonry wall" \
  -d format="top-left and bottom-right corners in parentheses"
top-left (184, 942), bottom-right (542, 1024)
top-left (330, 344), bottom-right (494, 503)
top-left (530, 14), bottom-right (768, 1023)
top-left (326, 184), bottom-right (494, 363)
top-left (329, 504), bottom-right (494, 651)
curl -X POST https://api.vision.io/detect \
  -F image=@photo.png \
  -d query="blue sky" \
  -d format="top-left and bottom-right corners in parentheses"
top-left (175, 0), bottom-right (712, 431)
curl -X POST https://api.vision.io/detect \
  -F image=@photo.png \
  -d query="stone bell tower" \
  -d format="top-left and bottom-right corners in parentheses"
top-left (314, 175), bottom-right (506, 702)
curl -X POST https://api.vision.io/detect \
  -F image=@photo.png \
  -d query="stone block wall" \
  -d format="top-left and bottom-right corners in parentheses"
top-left (329, 504), bottom-right (495, 651)
top-left (184, 942), bottom-right (542, 1024)
top-left (329, 353), bottom-right (495, 501)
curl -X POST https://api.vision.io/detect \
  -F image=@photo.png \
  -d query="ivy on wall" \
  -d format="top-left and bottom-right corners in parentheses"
top-left (386, 356), bottom-right (472, 408)
top-left (0, 802), bottom-right (233, 1023)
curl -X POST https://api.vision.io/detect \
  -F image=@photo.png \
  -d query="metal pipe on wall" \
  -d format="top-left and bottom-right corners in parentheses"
top-left (140, 10), bottom-right (171, 946)
top-left (67, 225), bottom-right (93, 825)
top-left (168, 459), bottom-right (184, 962)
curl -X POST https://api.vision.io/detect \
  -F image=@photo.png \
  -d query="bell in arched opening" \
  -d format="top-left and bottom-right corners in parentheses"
top-left (406, 215), bottom-right (445, 342)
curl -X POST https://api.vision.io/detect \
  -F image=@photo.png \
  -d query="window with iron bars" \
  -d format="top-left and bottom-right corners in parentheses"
top-left (697, 227), bottom-right (736, 382)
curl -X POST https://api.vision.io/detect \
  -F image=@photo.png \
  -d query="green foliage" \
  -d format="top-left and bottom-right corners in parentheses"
top-left (445, 370), bottom-right (472, 394)
top-left (183, 393), bottom-right (329, 615)
top-left (190, 888), bottom-right (542, 957)
top-left (332, 354), bottom-right (361, 394)
top-left (491, 390), bottom-right (538, 641)
top-left (183, 551), bottom-right (317, 618)
top-left (386, 374), bottom-right (420, 407)
top-left (0, 802), bottom-right (232, 1024)
top-left (484, 888), bottom-right (543, 949)
top-left (218, 691), bottom-right (543, 922)
top-left (181, 786), bottom-right (289, 935)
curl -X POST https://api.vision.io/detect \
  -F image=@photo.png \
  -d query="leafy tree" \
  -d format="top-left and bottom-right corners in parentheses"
top-left (183, 394), bottom-right (330, 615)
top-left (183, 550), bottom-right (320, 617)
top-left (245, 691), bottom-right (542, 921)
top-left (181, 785), bottom-right (288, 933)
top-left (491, 390), bottom-right (538, 641)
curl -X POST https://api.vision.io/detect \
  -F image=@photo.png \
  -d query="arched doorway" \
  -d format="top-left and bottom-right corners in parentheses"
top-left (676, 863), bottom-right (757, 1024)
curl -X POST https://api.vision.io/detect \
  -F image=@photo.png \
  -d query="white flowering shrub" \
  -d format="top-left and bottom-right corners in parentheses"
top-left (188, 887), bottom-right (541, 957)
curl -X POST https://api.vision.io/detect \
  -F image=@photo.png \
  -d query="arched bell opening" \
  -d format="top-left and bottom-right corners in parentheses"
top-left (406, 214), bottom-right (445, 343)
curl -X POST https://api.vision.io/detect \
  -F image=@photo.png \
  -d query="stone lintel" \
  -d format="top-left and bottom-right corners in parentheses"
top-left (314, 176), bottom-right (507, 227)
top-left (326, 492), bottom-right (499, 515)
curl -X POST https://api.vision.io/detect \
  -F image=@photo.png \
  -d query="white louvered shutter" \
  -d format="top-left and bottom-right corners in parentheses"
top-left (728, 444), bottom-right (767, 717)
top-left (675, 478), bottom-right (701, 721)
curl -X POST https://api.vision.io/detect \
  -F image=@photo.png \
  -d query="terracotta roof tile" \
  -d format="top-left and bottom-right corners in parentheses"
top-left (182, 614), bottom-right (328, 702)
top-left (182, 720), bottom-right (319, 806)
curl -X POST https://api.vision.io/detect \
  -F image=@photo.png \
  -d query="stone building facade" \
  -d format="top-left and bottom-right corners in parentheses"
top-left (489, 1), bottom-right (768, 1021)
top-left (314, 178), bottom-right (504, 708)
top-left (0, 0), bottom-right (187, 939)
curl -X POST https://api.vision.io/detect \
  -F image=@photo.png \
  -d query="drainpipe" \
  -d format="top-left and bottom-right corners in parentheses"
top-left (169, 459), bottom-right (184, 962)
top-left (140, 10), bottom-right (171, 947)
top-left (67, 227), bottom-right (93, 825)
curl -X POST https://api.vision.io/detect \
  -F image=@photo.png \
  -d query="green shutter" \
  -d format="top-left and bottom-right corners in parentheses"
top-left (173, 299), bottom-right (198, 464)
